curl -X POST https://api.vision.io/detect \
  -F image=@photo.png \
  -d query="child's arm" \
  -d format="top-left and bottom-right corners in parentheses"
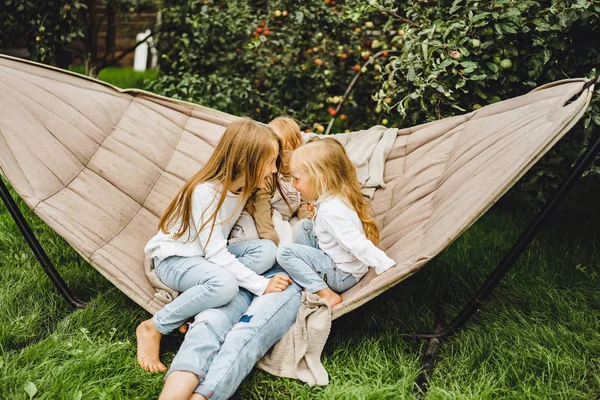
top-left (192, 188), bottom-right (270, 296)
top-left (320, 206), bottom-right (395, 274)
top-left (247, 176), bottom-right (280, 245)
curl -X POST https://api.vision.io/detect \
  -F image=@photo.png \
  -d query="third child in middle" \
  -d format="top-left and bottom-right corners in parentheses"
top-left (276, 138), bottom-right (396, 307)
top-left (232, 117), bottom-right (312, 246)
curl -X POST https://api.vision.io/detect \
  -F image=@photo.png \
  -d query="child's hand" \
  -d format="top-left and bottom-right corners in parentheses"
top-left (264, 274), bottom-right (293, 294)
top-left (307, 201), bottom-right (315, 217)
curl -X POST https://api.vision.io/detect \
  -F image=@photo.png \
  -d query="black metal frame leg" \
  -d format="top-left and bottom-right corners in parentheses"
top-left (411, 130), bottom-right (599, 396)
top-left (0, 178), bottom-right (86, 309)
top-left (416, 129), bottom-right (600, 341)
top-left (415, 291), bottom-right (448, 398)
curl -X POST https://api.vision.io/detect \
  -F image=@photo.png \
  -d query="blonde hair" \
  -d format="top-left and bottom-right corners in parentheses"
top-left (159, 118), bottom-right (279, 245)
top-left (268, 117), bottom-right (302, 150)
top-left (290, 138), bottom-right (380, 244)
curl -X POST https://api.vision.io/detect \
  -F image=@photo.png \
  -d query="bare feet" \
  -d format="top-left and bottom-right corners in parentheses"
top-left (178, 319), bottom-right (192, 334)
top-left (316, 288), bottom-right (343, 308)
top-left (159, 371), bottom-right (200, 400)
top-left (136, 319), bottom-right (167, 373)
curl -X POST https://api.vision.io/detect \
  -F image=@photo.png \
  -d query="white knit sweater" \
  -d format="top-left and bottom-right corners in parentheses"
top-left (145, 181), bottom-right (269, 296)
top-left (313, 195), bottom-right (395, 279)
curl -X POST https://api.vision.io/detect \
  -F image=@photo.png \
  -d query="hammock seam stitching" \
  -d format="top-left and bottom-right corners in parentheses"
top-left (87, 97), bottom-right (193, 278)
top-left (85, 94), bottom-right (145, 261)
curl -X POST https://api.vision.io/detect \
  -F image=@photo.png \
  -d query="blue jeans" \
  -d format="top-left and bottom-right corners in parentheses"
top-left (276, 219), bottom-right (357, 294)
top-left (152, 240), bottom-right (277, 335)
top-left (167, 266), bottom-right (303, 400)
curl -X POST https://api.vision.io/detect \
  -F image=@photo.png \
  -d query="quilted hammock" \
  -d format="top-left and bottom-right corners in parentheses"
top-left (0, 54), bottom-right (593, 319)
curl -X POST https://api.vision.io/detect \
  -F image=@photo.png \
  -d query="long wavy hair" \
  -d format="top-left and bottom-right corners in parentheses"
top-left (290, 137), bottom-right (380, 244)
top-left (158, 118), bottom-right (280, 245)
top-left (268, 116), bottom-right (302, 150)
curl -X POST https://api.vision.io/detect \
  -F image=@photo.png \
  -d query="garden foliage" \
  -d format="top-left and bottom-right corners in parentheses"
top-left (0, 0), bottom-right (84, 67)
top-left (2, 0), bottom-right (597, 203)
top-left (151, 0), bottom-right (599, 204)
top-left (0, 0), bottom-right (158, 75)
top-left (376, 0), bottom-right (600, 203)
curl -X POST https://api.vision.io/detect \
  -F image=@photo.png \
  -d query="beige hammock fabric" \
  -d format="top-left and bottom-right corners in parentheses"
top-left (0, 54), bottom-right (594, 320)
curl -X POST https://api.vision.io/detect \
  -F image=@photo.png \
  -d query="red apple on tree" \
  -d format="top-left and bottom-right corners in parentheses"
top-left (450, 50), bottom-right (462, 61)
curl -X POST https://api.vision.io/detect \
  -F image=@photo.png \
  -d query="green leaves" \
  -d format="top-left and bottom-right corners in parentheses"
top-left (376, 0), bottom-right (600, 204)
top-left (150, 0), bottom-right (599, 204)
top-left (153, 0), bottom-right (407, 131)
top-left (24, 381), bottom-right (37, 399)
top-left (460, 61), bottom-right (479, 74)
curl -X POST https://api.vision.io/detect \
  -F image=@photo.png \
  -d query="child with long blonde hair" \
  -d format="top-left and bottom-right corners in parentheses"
top-left (231, 117), bottom-right (312, 246)
top-left (276, 138), bottom-right (395, 307)
top-left (137, 118), bottom-right (292, 373)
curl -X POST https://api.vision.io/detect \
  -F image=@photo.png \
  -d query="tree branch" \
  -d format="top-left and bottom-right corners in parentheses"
top-left (325, 50), bottom-right (401, 135)
top-left (97, 30), bottom-right (153, 70)
top-left (95, 10), bottom-right (107, 33)
top-left (113, 30), bottom-right (153, 64)
top-left (370, 3), bottom-right (419, 28)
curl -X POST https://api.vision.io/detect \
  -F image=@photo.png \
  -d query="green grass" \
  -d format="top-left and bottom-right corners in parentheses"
top-left (0, 176), bottom-right (598, 399)
top-left (68, 66), bottom-right (158, 90)
top-left (0, 67), bottom-right (598, 399)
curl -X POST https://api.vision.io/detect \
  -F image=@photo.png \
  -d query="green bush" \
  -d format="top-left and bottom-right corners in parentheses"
top-left (150, 0), bottom-right (599, 204)
top-left (0, 0), bottom-right (84, 67)
top-left (149, 0), bottom-right (395, 132)
top-left (374, 0), bottom-right (600, 203)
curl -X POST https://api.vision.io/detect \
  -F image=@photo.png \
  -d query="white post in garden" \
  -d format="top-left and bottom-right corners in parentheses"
top-left (133, 30), bottom-right (151, 72)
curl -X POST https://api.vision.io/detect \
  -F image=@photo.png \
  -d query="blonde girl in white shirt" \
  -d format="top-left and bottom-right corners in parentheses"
top-left (276, 138), bottom-right (395, 307)
top-left (137, 118), bottom-right (292, 373)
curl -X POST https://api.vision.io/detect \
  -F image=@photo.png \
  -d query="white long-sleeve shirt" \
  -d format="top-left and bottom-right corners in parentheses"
top-left (145, 181), bottom-right (269, 296)
top-left (313, 195), bottom-right (395, 279)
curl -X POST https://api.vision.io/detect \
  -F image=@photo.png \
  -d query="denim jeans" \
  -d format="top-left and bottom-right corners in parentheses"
top-left (276, 219), bottom-right (357, 294)
top-left (152, 239), bottom-right (277, 335)
top-left (167, 266), bottom-right (303, 400)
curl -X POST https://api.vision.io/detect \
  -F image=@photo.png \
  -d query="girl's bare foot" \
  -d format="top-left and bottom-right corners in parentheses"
top-left (159, 371), bottom-right (200, 400)
top-left (316, 288), bottom-right (343, 308)
top-left (136, 319), bottom-right (167, 372)
top-left (178, 319), bottom-right (192, 334)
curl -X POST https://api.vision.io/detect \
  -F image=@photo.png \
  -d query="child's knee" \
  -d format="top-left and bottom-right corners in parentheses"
top-left (299, 218), bottom-right (313, 231)
top-left (276, 244), bottom-right (296, 265)
top-left (210, 274), bottom-right (239, 303)
top-left (293, 219), bottom-right (312, 237)
top-left (259, 239), bottom-right (277, 264)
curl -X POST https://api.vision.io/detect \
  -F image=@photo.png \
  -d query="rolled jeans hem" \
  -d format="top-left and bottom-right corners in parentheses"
top-left (307, 283), bottom-right (329, 294)
top-left (164, 363), bottom-right (205, 382)
top-left (152, 314), bottom-right (172, 336)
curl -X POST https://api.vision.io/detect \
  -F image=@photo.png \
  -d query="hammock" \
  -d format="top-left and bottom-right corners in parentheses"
top-left (0, 54), bottom-right (594, 321)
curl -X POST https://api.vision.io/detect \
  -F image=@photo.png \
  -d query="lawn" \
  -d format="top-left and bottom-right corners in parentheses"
top-left (0, 69), bottom-right (598, 399)
top-left (68, 66), bottom-right (158, 90)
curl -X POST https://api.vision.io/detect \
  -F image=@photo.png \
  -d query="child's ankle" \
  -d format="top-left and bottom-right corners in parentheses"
top-left (316, 288), bottom-right (342, 307)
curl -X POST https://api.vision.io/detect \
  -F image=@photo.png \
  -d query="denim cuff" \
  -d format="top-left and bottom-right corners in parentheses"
top-left (165, 363), bottom-right (205, 382)
top-left (194, 385), bottom-right (214, 400)
top-left (151, 313), bottom-right (171, 335)
top-left (307, 282), bottom-right (329, 294)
